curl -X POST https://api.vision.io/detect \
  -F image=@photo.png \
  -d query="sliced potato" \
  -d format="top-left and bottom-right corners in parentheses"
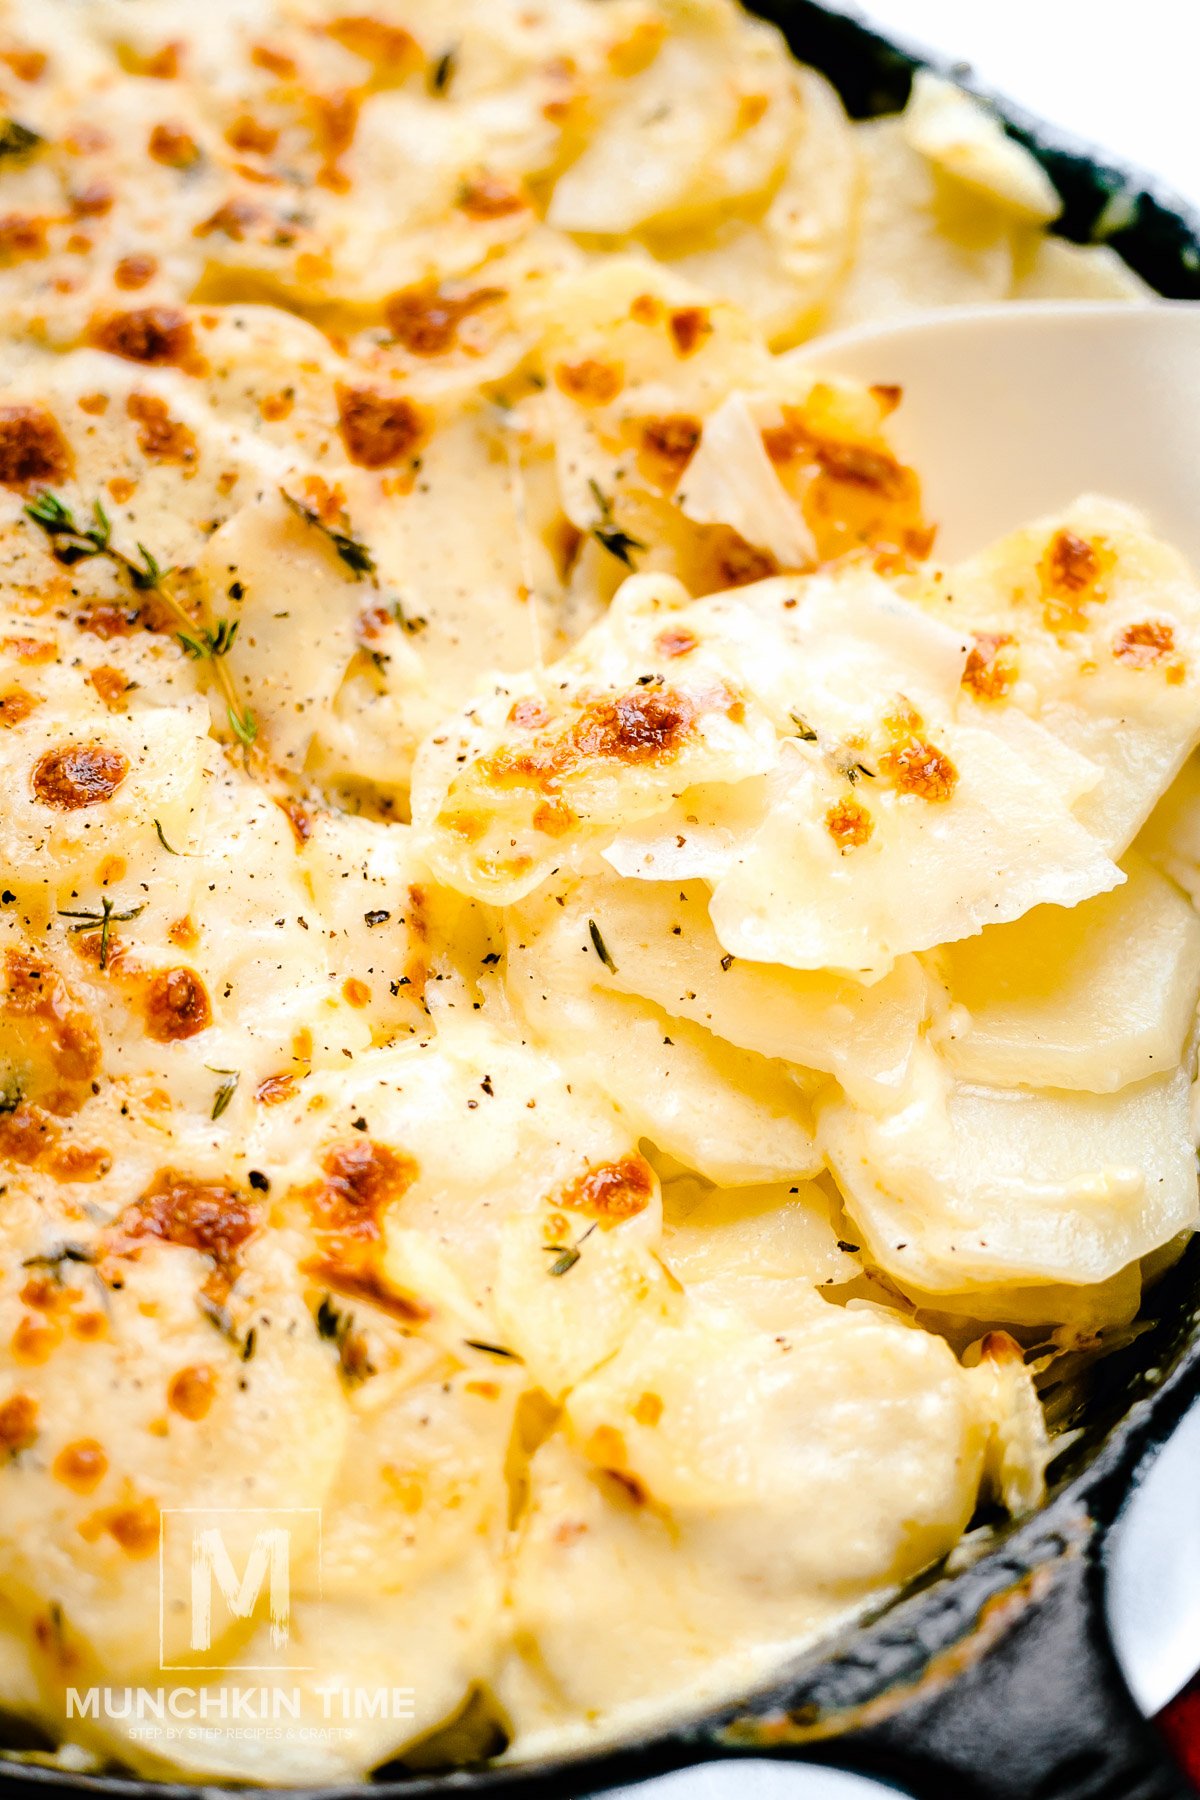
top-left (934, 852), bottom-right (1200, 1091)
top-left (817, 1045), bottom-right (1199, 1294)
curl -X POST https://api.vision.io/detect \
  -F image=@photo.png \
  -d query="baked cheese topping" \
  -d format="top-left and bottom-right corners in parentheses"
top-left (0, 0), bottom-right (1189, 1785)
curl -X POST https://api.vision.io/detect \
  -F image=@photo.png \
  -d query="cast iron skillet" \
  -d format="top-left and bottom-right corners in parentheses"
top-left (5, 5), bottom-right (1200, 1798)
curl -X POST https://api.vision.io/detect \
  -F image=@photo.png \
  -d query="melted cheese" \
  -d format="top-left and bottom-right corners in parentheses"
top-left (0, 0), bottom-right (1185, 1786)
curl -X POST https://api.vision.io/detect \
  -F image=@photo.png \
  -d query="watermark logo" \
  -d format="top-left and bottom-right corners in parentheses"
top-left (160, 1508), bottom-right (320, 1672)
top-left (65, 1507), bottom-right (416, 1746)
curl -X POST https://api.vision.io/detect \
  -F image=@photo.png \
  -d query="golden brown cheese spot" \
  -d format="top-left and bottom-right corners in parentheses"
top-left (77, 590), bottom-right (172, 638)
top-left (251, 42), bottom-right (297, 77)
top-left (763, 400), bottom-right (929, 564)
top-left (260, 388), bottom-right (294, 422)
top-left (78, 392), bottom-right (109, 416)
top-left (112, 1170), bottom-right (259, 1281)
top-left (12, 1315), bottom-right (60, 1365)
top-left (668, 306), bottom-right (710, 356)
top-left (0, 1102), bottom-right (56, 1168)
top-left (307, 1138), bottom-right (417, 1249)
top-left (962, 631), bottom-right (1017, 701)
top-left (0, 686), bottom-right (38, 726)
top-left (167, 915), bottom-right (198, 950)
top-left (278, 795), bottom-right (314, 845)
top-left (90, 306), bottom-right (196, 369)
top-left (508, 697), bottom-right (551, 730)
top-left (1113, 619), bottom-right (1183, 680)
top-left (0, 404), bottom-right (71, 488)
top-left (1043, 528), bottom-right (1099, 594)
top-left (147, 121), bottom-right (200, 169)
top-left (531, 797), bottom-right (575, 837)
top-left (53, 1439), bottom-right (107, 1493)
top-left (83, 1497), bottom-right (160, 1558)
top-left (256, 1071), bottom-right (297, 1106)
top-left (825, 794), bottom-right (874, 851)
top-left (639, 413), bottom-right (700, 487)
top-left (120, 37), bottom-right (181, 78)
top-left (0, 47), bottom-right (47, 82)
top-left (1038, 529), bottom-right (1110, 633)
top-left (70, 181), bottom-right (114, 218)
top-left (3, 947), bottom-right (100, 1086)
top-left (342, 976), bottom-right (370, 1007)
top-left (0, 213), bottom-right (48, 260)
top-left (385, 282), bottom-right (503, 356)
top-left (32, 742), bottom-right (128, 809)
top-left (225, 114), bottom-right (278, 156)
top-left (607, 17), bottom-right (666, 75)
top-left (126, 391), bottom-right (197, 464)
top-left (168, 1364), bottom-right (217, 1421)
top-left (881, 732), bottom-right (958, 803)
top-left (560, 1152), bottom-right (654, 1224)
top-left (312, 88), bottom-right (360, 174)
top-left (632, 1391), bottom-right (662, 1427)
top-left (478, 685), bottom-right (729, 799)
top-left (3, 635), bottom-right (55, 664)
top-left (456, 171), bottom-right (527, 219)
top-left (336, 384), bottom-right (426, 468)
top-left (142, 967), bottom-right (211, 1041)
top-left (326, 15), bottom-right (421, 68)
top-left (194, 197), bottom-right (267, 242)
top-left (0, 1392), bottom-right (38, 1453)
top-left (654, 627), bottom-right (697, 659)
top-left (114, 253), bottom-right (158, 291)
top-left (88, 665), bottom-right (131, 711)
top-left (555, 358), bottom-right (623, 405)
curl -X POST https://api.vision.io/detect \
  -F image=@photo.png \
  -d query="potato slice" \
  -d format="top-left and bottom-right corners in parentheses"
top-left (502, 1294), bottom-right (1001, 1737)
top-left (650, 67), bottom-right (862, 345)
top-left (818, 1045), bottom-right (1199, 1294)
top-left (1012, 235), bottom-right (1153, 301)
top-left (939, 498), bottom-right (1200, 854)
top-left (509, 873), bottom-right (929, 1106)
top-left (709, 727), bottom-right (1120, 978)
top-left (934, 852), bottom-right (1200, 1091)
top-left (824, 117), bottom-right (1015, 332)
top-left (505, 939), bottom-right (821, 1185)
top-left (901, 72), bottom-right (1061, 225)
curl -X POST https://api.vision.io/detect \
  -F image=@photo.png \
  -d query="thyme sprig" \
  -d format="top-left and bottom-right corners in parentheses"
top-left (588, 479), bottom-right (645, 569)
top-left (57, 897), bottom-right (145, 970)
top-left (544, 1222), bottom-right (597, 1277)
top-left (25, 490), bottom-right (257, 754)
top-left (281, 489), bottom-right (375, 579)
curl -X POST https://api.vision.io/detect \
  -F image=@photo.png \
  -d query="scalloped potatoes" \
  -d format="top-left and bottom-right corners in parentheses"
top-left (0, 0), bottom-right (1188, 1787)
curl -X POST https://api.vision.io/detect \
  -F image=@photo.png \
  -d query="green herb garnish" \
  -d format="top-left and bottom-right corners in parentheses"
top-left (281, 489), bottom-right (375, 579)
top-left (178, 619), bottom-right (238, 660)
top-left (57, 897), bottom-right (145, 970)
top-left (0, 118), bottom-right (42, 161)
top-left (588, 478), bottom-right (645, 569)
top-left (587, 917), bottom-right (616, 972)
top-left (207, 1068), bottom-right (240, 1121)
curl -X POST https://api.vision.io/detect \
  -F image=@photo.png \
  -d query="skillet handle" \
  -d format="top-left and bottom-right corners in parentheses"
top-left (799, 1521), bottom-right (1194, 1800)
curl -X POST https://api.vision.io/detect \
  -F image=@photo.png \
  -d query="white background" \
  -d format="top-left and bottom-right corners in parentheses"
top-left (613, 6), bottom-right (1200, 1797)
top-left (856, 0), bottom-right (1200, 209)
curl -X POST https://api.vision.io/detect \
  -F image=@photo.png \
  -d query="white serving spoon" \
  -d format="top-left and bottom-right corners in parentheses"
top-left (795, 300), bottom-right (1200, 570)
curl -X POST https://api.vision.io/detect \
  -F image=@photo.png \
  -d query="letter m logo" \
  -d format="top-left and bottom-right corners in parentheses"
top-left (190, 1526), bottom-right (291, 1652)
top-left (159, 1508), bottom-right (321, 1671)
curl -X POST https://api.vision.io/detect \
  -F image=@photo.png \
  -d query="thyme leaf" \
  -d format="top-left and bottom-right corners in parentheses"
top-left (0, 118), bottom-right (42, 160)
top-left (227, 700), bottom-right (258, 747)
top-left (281, 489), bottom-right (375, 579)
top-left (587, 917), bottom-right (616, 972)
top-left (178, 619), bottom-right (238, 660)
top-left (463, 1339), bottom-right (522, 1361)
top-left (58, 897), bottom-right (145, 970)
top-left (429, 47), bottom-right (457, 94)
top-left (587, 478), bottom-right (645, 569)
top-left (207, 1067), bottom-right (240, 1121)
